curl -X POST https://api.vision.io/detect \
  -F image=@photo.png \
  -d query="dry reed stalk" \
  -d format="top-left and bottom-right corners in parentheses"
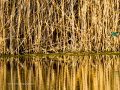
top-left (1, 0), bottom-right (5, 54)
top-left (61, 0), bottom-right (65, 52)
top-left (55, 1), bottom-right (58, 50)
top-left (105, 0), bottom-right (108, 51)
top-left (80, 0), bottom-right (84, 52)
top-left (78, 0), bottom-right (82, 51)
top-left (10, 15), bottom-right (13, 54)
top-left (33, 0), bottom-right (36, 52)
top-left (50, 3), bottom-right (54, 50)
top-left (17, 1), bottom-right (21, 54)
top-left (23, 1), bottom-right (27, 53)
top-left (97, 0), bottom-right (102, 52)
top-left (83, 1), bottom-right (87, 51)
top-left (113, 0), bottom-right (118, 51)
top-left (12, 1), bottom-right (16, 54)
top-left (71, 0), bottom-right (75, 51)
top-left (87, 1), bottom-right (91, 52)
top-left (36, 0), bottom-right (40, 51)
top-left (47, 2), bottom-right (51, 51)
top-left (94, 1), bottom-right (97, 52)
top-left (116, 0), bottom-right (119, 49)
top-left (26, 0), bottom-right (30, 53)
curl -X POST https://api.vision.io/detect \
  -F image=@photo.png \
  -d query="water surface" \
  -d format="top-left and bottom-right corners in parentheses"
top-left (0, 54), bottom-right (120, 90)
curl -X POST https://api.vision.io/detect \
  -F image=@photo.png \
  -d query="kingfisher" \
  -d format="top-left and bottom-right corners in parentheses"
top-left (111, 32), bottom-right (120, 37)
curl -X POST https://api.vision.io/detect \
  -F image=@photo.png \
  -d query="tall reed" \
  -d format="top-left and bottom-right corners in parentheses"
top-left (0, 0), bottom-right (119, 54)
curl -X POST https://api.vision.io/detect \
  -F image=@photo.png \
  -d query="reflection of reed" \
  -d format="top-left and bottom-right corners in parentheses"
top-left (0, 55), bottom-right (120, 90)
top-left (17, 58), bottom-right (22, 90)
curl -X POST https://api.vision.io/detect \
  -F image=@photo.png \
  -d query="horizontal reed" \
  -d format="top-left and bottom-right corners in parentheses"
top-left (0, 0), bottom-right (119, 54)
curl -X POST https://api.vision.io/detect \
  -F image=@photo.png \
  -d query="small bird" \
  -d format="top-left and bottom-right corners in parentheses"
top-left (111, 32), bottom-right (120, 37)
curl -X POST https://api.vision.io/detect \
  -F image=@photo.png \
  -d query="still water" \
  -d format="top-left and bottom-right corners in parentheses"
top-left (0, 54), bottom-right (120, 90)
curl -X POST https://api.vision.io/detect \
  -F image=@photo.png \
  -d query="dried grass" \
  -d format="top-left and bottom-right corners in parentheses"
top-left (0, 0), bottom-right (119, 54)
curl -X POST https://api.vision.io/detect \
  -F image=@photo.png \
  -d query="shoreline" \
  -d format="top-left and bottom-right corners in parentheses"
top-left (0, 51), bottom-right (120, 58)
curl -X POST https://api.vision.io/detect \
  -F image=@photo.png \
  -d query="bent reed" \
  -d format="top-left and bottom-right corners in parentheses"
top-left (0, 0), bottom-right (119, 54)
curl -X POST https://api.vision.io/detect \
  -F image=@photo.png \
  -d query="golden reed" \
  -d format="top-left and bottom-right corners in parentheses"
top-left (0, 0), bottom-right (119, 54)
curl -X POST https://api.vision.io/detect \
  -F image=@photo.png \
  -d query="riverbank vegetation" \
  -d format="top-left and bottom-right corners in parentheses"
top-left (0, 0), bottom-right (119, 55)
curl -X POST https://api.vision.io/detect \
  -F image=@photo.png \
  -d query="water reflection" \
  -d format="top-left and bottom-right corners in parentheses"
top-left (0, 55), bottom-right (119, 90)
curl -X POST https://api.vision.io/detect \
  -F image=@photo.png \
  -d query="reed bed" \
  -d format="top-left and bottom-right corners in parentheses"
top-left (0, 0), bottom-right (119, 54)
top-left (0, 55), bottom-right (120, 90)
